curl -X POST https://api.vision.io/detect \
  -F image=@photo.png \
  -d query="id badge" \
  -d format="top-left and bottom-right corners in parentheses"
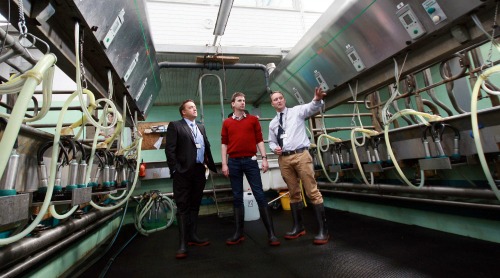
top-left (195, 143), bottom-right (201, 149)
top-left (280, 133), bottom-right (288, 139)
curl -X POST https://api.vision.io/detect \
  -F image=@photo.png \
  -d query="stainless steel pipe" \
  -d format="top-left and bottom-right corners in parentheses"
top-left (317, 181), bottom-right (498, 200)
top-left (0, 210), bottom-right (120, 277)
top-left (0, 208), bottom-right (120, 270)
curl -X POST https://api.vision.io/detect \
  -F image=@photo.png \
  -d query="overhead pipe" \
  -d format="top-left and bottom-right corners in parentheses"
top-left (158, 61), bottom-right (271, 105)
top-left (422, 68), bottom-right (454, 116)
top-left (0, 208), bottom-right (119, 269)
top-left (0, 27), bottom-right (37, 65)
top-left (0, 49), bottom-right (17, 63)
top-left (440, 61), bottom-right (467, 114)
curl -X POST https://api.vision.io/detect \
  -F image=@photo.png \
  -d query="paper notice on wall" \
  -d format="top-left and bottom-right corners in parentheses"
top-left (154, 136), bottom-right (163, 149)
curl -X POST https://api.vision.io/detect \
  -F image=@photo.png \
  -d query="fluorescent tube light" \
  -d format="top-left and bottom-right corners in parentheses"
top-left (213, 0), bottom-right (234, 36)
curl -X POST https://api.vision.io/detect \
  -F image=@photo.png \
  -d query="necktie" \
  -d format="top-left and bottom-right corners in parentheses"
top-left (191, 123), bottom-right (204, 163)
top-left (190, 123), bottom-right (197, 139)
top-left (277, 112), bottom-right (284, 148)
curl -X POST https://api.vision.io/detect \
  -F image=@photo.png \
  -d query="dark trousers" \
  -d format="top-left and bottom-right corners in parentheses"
top-left (173, 163), bottom-right (206, 215)
top-left (228, 157), bottom-right (267, 208)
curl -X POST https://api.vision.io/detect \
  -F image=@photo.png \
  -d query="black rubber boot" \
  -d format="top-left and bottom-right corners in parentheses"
top-left (176, 214), bottom-right (188, 259)
top-left (226, 207), bottom-right (245, 245)
top-left (284, 202), bottom-right (306, 240)
top-left (188, 211), bottom-right (210, 246)
top-left (312, 203), bottom-right (329, 245)
top-left (259, 206), bottom-right (281, 246)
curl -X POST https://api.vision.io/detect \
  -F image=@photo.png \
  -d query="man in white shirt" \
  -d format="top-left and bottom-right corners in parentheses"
top-left (268, 87), bottom-right (329, 245)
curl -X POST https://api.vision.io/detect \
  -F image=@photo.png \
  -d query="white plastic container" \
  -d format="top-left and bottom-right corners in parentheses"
top-left (243, 191), bottom-right (260, 221)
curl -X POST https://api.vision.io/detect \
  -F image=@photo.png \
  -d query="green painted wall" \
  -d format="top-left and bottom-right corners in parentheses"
top-left (140, 102), bottom-right (279, 164)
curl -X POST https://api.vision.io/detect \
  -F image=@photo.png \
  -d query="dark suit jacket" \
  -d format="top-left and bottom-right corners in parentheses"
top-left (165, 119), bottom-right (217, 174)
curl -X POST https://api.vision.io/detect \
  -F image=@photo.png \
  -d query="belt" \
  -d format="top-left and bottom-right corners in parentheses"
top-left (281, 147), bottom-right (308, 156)
top-left (230, 156), bottom-right (253, 159)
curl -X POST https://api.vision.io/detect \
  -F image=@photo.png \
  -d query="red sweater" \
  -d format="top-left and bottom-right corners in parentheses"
top-left (221, 115), bottom-right (263, 158)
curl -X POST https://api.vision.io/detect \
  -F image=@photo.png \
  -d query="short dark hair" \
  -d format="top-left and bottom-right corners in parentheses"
top-left (179, 99), bottom-right (194, 117)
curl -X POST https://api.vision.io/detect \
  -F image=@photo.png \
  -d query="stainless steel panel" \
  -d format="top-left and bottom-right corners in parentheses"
top-left (419, 157), bottom-right (452, 170)
top-left (70, 187), bottom-right (92, 206)
top-left (73, 0), bottom-right (161, 117)
top-left (363, 163), bottom-right (383, 173)
top-left (329, 164), bottom-right (342, 173)
top-left (0, 194), bottom-right (30, 226)
top-left (270, 0), bottom-right (489, 107)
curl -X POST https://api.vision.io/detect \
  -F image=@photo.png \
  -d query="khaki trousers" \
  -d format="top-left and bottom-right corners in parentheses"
top-left (278, 151), bottom-right (323, 205)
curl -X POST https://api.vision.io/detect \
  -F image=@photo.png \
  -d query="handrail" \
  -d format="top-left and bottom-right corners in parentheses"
top-left (198, 73), bottom-right (225, 123)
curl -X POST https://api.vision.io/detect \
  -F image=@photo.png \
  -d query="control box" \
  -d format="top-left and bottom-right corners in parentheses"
top-left (422, 0), bottom-right (447, 25)
top-left (314, 70), bottom-right (330, 92)
top-left (396, 4), bottom-right (426, 39)
top-left (292, 87), bottom-right (305, 104)
top-left (346, 44), bottom-right (365, 72)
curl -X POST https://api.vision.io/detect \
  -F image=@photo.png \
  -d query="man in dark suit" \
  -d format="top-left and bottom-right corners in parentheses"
top-left (165, 99), bottom-right (217, 259)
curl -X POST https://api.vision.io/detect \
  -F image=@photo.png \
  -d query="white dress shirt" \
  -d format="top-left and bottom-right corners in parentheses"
top-left (268, 99), bottom-right (323, 152)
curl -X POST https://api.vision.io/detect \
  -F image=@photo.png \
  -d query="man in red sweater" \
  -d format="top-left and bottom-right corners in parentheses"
top-left (221, 92), bottom-right (280, 246)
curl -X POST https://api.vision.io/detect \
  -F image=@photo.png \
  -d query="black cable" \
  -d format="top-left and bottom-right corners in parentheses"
top-left (74, 140), bottom-right (86, 162)
top-left (94, 150), bottom-right (106, 168)
top-left (98, 200), bottom-right (135, 278)
top-left (69, 202), bottom-right (130, 278)
top-left (59, 137), bottom-right (77, 161)
top-left (37, 141), bottom-right (54, 163)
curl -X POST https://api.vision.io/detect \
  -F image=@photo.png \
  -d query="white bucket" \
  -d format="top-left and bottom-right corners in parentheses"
top-left (243, 191), bottom-right (260, 221)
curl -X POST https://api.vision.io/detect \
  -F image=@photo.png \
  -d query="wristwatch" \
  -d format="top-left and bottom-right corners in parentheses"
top-left (261, 156), bottom-right (267, 159)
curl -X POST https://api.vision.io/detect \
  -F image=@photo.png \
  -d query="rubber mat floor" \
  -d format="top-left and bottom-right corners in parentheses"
top-left (76, 207), bottom-right (500, 278)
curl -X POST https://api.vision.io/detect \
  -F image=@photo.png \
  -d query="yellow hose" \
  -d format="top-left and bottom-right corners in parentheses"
top-left (60, 89), bottom-right (97, 137)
